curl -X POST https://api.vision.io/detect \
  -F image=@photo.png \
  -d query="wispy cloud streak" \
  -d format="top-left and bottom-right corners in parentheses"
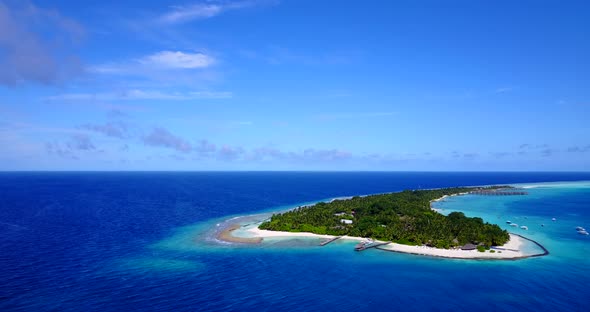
top-left (91, 51), bottom-right (216, 74)
top-left (142, 127), bottom-right (192, 153)
top-left (159, 1), bottom-right (277, 24)
top-left (46, 89), bottom-right (232, 101)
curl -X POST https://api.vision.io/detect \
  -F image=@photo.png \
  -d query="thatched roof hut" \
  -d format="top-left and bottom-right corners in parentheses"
top-left (461, 243), bottom-right (477, 250)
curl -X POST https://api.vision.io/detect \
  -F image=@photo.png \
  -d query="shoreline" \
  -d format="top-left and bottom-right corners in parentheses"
top-left (214, 188), bottom-right (550, 260)
top-left (217, 224), bottom-right (263, 244)
top-left (218, 223), bottom-right (542, 259)
top-left (429, 192), bottom-right (469, 211)
top-left (375, 233), bottom-right (526, 259)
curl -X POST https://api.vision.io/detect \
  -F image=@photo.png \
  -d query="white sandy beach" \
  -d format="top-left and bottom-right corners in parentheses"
top-left (216, 191), bottom-right (538, 259)
top-left (429, 193), bottom-right (466, 213)
top-left (377, 233), bottom-right (525, 259)
top-left (430, 192), bottom-right (469, 204)
top-left (246, 227), bottom-right (368, 242)
top-left (222, 226), bottom-right (529, 259)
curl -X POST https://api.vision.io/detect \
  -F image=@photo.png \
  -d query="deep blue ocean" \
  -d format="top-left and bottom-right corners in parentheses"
top-left (1, 172), bottom-right (589, 311)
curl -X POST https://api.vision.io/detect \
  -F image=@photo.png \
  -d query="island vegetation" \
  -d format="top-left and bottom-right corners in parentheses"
top-left (259, 187), bottom-right (511, 249)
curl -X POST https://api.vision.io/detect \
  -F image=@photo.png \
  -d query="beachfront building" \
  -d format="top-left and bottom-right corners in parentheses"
top-left (461, 243), bottom-right (477, 250)
top-left (341, 219), bottom-right (353, 225)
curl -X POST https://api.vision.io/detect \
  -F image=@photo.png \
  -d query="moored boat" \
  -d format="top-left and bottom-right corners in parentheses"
top-left (354, 239), bottom-right (374, 251)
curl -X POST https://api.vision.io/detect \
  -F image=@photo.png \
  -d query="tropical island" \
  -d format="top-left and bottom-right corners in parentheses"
top-left (217, 186), bottom-right (548, 259)
top-left (259, 187), bottom-right (509, 249)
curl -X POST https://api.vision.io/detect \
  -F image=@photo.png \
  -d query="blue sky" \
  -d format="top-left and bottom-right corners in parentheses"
top-left (0, 0), bottom-right (589, 171)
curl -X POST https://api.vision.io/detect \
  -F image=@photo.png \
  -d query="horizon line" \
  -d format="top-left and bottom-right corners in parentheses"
top-left (1, 170), bottom-right (590, 173)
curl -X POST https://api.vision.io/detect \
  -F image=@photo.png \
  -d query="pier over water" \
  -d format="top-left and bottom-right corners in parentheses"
top-left (470, 190), bottom-right (528, 196)
top-left (319, 236), bottom-right (342, 246)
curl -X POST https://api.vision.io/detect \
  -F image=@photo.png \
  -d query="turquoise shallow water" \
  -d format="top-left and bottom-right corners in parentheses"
top-left (433, 181), bottom-right (590, 261)
top-left (154, 180), bottom-right (590, 311)
top-left (1, 172), bottom-right (589, 311)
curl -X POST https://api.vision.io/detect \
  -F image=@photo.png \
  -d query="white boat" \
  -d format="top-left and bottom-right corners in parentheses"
top-left (354, 239), bottom-right (375, 251)
top-left (578, 230), bottom-right (589, 235)
top-left (520, 226), bottom-right (528, 230)
top-left (576, 226), bottom-right (586, 231)
top-left (552, 218), bottom-right (557, 221)
top-left (506, 220), bottom-right (512, 224)
top-left (510, 223), bottom-right (518, 227)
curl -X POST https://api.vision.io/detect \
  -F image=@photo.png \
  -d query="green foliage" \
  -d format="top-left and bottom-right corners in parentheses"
top-left (396, 238), bottom-right (419, 246)
top-left (477, 245), bottom-right (486, 252)
top-left (489, 250), bottom-right (496, 253)
top-left (259, 187), bottom-right (511, 249)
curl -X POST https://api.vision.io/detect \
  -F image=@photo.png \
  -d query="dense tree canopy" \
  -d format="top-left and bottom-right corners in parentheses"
top-left (259, 187), bottom-right (510, 248)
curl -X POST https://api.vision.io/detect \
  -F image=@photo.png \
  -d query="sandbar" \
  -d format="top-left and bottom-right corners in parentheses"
top-left (217, 224), bottom-right (263, 244)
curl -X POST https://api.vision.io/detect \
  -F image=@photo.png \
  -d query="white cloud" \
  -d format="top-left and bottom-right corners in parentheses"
top-left (159, 1), bottom-right (276, 24)
top-left (45, 89), bottom-right (232, 101)
top-left (495, 87), bottom-right (513, 94)
top-left (90, 50), bottom-right (216, 75)
top-left (80, 122), bottom-right (129, 139)
top-left (313, 112), bottom-right (397, 121)
top-left (138, 51), bottom-right (215, 69)
top-left (142, 127), bottom-right (192, 153)
top-left (121, 89), bottom-right (231, 100)
top-left (161, 4), bottom-right (224, 23)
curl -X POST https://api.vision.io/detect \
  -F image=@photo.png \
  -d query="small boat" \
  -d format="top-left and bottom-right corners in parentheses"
top-left (510, 223), bottom-right (518, 227)
top-left (354, 239), bottom-right (374, 251)
top-left (578, 230), bottom-right (589, 235)
top-left (541, 224), bottom-right (545, 227)
top-left (552, 218), bottom-right (557, 221)
top-left (520, 226), bottom-right (528, 230)
top-left (354, 242), bottom-right (366, 251)
top-left (576, 226), bottom-right (586, 231)
top-left (506, 220), bottom-right (512, 224)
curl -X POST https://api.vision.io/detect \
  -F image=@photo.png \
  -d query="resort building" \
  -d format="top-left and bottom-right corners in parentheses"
top-left (461, 243), bottom-right (477, 250)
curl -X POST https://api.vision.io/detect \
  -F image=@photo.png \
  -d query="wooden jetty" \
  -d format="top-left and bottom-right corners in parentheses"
top-left (355, 241), bottom-right (391, 251)
top-left (510, 233), bottom-right (550, 258)
top-left (319, 236), bottom-right (342, 246)
top-left (470, 190), bottom-right (528, 196)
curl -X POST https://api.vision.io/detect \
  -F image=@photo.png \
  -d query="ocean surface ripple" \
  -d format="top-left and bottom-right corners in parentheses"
top-left (0, 172), bottom-right (589, 311)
